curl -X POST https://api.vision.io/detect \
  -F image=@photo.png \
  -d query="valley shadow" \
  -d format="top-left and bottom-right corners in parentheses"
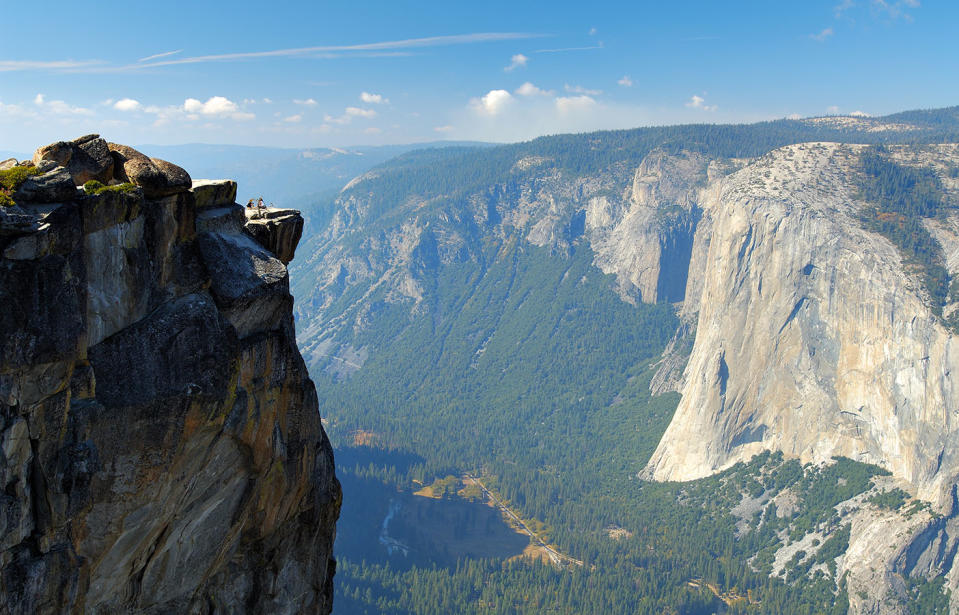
top-left (334, 447), bottom-right (528, 571)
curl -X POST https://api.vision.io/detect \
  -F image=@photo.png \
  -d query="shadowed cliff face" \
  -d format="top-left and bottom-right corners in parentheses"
top-left (0, 136), bottom-right (339, 614)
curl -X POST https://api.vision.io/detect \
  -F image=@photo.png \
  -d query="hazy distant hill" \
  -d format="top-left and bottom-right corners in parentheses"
top-left (137, 141), bottom-right (490, 204)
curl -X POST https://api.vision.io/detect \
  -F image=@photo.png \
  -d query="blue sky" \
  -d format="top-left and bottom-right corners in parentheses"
top-left (0, 0), bottom-right (954, 151)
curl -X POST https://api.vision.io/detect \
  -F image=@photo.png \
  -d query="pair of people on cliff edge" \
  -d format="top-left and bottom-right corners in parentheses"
top-left (246, 197), bottom-right (271, 218)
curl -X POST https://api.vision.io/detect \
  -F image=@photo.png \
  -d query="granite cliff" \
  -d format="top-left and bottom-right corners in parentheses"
top-left (643, 142), bottom-right (959, 613)
top-left (0, 135), bottom-right (339, 613)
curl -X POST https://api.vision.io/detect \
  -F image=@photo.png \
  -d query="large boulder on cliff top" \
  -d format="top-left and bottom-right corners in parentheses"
top-left (33, 134), bottom-right (114, 185)
top-left (12, 167), bottom-right (78, 203)
top-left (108, 143), bottom-right (192, 198)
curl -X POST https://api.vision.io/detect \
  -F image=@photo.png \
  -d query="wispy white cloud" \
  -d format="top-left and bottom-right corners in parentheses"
top-left (504, 53), bottom-right (528, 71)
top-left (34, 93), bottom-right (93, 115)
top-left (434, 125), bottom-right (454, 133)
top-left (810, 27), bottom-right (834, 41)
top-left (0, 101), bottom-right (36, 119)
top-left (827, 105), bottom-right (841, 114)
top-left (515, 82), bottom-right (553, 97)
top-left (835, 0), bottom-right (920, 20)
top-left (565, 84), bottom-right (602, 96)
top-left (129, 32), bottom-right (544, 69)
top-left (470, 89), bottom-right (513, 116)
top-left (871, 0), bottom-right (920, 19)
top-left (346, 107), bottom-right (376, 118)
top-left (113, 98), bottom-right (141, 112)
top-left (535, 44), bottom-right (603, 54)
top-left (324, 106), bottom-right (377, 125)
top-left (361, 92), bottom-right (389, 104)
top-left (0, 60), bottom-right (102, 72)
top-left (137, 49), bottom-right (183, 63)
top-left (283, 114), bottom-right (302, 123)
top-left (834, 0), bottom-right (855, 18)
top-left (588, 27), bottom-right (598, 36)
top-left (686, 95), bottom-right (717, 111)
top-left (617, 75), bottom-right (633, 87)
top-left (293, 98), bottom-right (318, 106)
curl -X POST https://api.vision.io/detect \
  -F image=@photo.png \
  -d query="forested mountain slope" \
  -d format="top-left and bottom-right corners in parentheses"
top-left (290, 107), bottom-right (959, 614)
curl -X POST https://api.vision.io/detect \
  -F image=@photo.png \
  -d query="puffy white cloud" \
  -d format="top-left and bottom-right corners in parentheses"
top-left (850, 110), bottom-right (871, 117)
top-left (113, 98), bottom-right (141, 112)
top-left (184, 96), bottom-right (236, 115)
top-left (515, 82), bottom-right (553, 97)
top-left (617, 76), bottom-right (633, 87)
top-left (361, 92), bottom-right (389, 104)
top-left (504, 54), bottom-right (528, 72)
top-left (471, 89), bottom-right (513, 115)
top-left (556, 95), bottom-right (597, 114)
top-left (34, 94), bottom-right (44, 105)
top-left (182, 96), bottom-right (253, 120)
top-left (685, 95), bottom-right (717, 111)
top-left (564, 84), bottom-right (602, 96)
top-left (293, 98), bottom-right (318, 106)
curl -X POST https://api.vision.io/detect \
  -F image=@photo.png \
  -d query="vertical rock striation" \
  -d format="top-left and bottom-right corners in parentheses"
top-left (0, 136), bottom-right (339, 614)
top-left (644, 143), bottom-right (959, 507)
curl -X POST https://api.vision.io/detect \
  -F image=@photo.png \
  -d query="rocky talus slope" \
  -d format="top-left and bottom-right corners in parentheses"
top-left (0, 135), bottom-right (339, 614)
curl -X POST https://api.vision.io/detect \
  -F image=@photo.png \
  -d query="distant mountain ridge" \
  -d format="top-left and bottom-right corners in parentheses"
top-left (137, 140), bottom-right (492, 205)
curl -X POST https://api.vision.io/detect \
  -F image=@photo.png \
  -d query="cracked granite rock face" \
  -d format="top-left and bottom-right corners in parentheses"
top-left (0, 140), bottom-right (339, 614)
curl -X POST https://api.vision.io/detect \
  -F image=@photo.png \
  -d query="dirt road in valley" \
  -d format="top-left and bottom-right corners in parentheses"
top-left (465, 475), bottom-right (583, 567)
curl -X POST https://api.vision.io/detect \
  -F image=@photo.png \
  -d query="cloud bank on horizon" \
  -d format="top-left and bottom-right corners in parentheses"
top-left (0, 0), bottom-right (953, 150)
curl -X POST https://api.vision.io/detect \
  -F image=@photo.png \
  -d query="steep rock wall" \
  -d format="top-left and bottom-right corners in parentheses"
top-left (293, 149), bottom-right (713, 373)
top-left (644, 143), bottom-right (959, 507)
top-left (0, 137), bottom-right (339, 614)
top-left (641, 142), bottom-right (959, 612)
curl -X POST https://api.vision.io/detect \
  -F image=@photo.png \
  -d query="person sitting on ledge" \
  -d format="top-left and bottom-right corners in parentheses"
top-left (246, 198), bottom-right (254, 208)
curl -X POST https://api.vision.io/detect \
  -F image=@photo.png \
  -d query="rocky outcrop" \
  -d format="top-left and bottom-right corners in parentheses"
top-left (588, 151), bottom-right (709, 303)
top-left (11, 167), bottom-right (77, 204)
top-left (0, 141), bottom-right (339, 613)
top-left (33, 134), bottom-right (114, 185)
top-left (244, 208), bottom-right (304, 265)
